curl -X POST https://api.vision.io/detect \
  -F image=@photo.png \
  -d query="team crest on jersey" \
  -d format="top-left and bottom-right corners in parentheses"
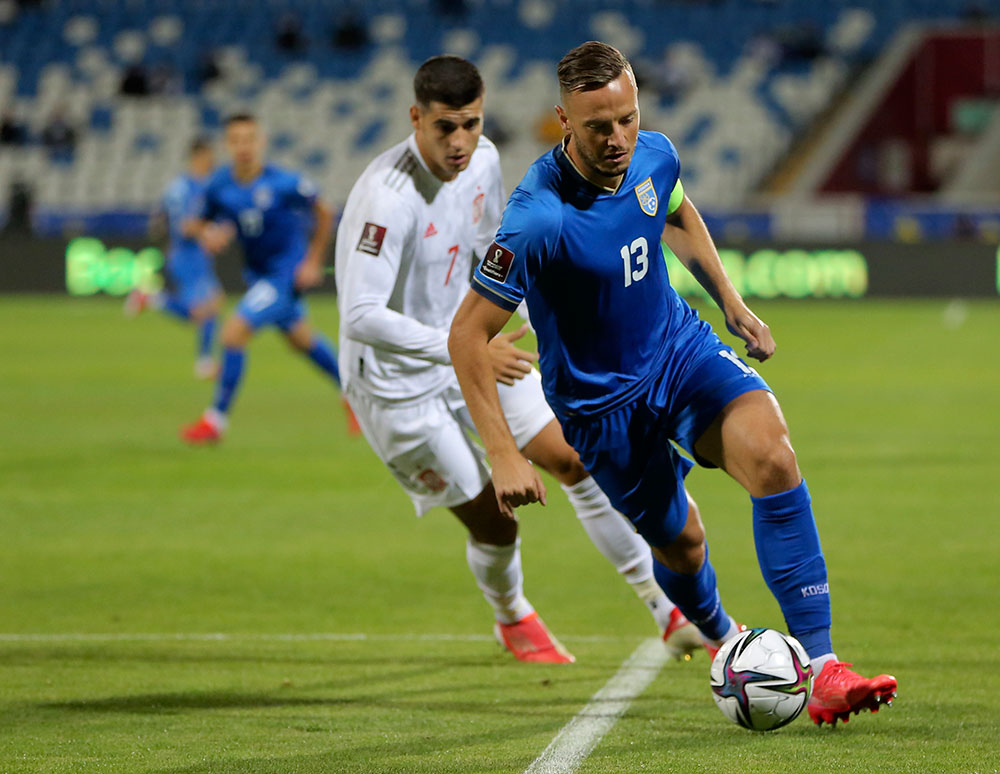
top-left (253, 185), bottom-right (273, 210)
top-left (472, 191), bottom-right (485, 224)
top-left (480, 242), bottom-right (514, 283)
top-left (634, 177), bottom-right (658, 217)
top-left (357, 222), bottom-right (387, 256)
top-left (417, 468), bottom-right (448, 493)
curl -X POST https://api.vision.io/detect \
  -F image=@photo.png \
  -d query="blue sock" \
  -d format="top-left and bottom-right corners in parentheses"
top-left (212, 348), bottom-right (245, 414)
top-left (162, 297), bottom-right (191, 321)
top-left (653, 547), bottom-right (732, 641)
top-left (752, 479), bottom-right (833, 659)
top-left (306, 335), bottom-right (340, 386)
top-left (198, 316), bottom-right (217, 358)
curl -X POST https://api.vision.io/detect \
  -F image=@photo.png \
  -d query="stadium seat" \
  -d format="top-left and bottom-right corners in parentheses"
top-left (0, 0), bottom-right (982, 216)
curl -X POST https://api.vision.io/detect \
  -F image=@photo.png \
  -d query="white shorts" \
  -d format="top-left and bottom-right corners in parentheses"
top-left (346, 369), bottom-right (554, 517)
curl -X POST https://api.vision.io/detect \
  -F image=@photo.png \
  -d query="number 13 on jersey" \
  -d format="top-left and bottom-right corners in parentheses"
top-left (620, 236), bottom-right (648, 287)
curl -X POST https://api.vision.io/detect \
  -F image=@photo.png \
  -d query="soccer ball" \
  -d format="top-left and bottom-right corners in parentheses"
top-left (709, 627), bottom-right (813, 731)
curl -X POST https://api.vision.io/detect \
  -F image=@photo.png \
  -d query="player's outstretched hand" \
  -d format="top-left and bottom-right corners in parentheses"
top-left (488, 324), bottom-right (540, 386)
top-left (725, 305), bottom-right (776, 362)
top-left (295, 259), bottom-right (324, 291)
top-left (492, 453), bottom-right (547, 518)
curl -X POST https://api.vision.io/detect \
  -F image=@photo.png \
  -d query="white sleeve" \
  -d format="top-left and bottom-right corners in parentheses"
top-left (474, 143), bottom-right (506, 260)
top-left (515, 300), bottom-right (533, 329)
top-left (338, 191), bottom-right (451, 364)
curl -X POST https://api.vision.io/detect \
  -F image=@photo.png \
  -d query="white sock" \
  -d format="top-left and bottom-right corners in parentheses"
top-left (204, 407), bottom-right (227, 431)
top-left (563, 477), bottom-right (677, 631)
top-left (465, 537), bottom-right (534, 625)
top-left (629, 576), bottom-right (678, 632)
top-left (810, 653), bottom-right (838, 673)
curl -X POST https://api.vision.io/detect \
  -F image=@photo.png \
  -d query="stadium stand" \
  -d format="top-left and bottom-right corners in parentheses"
top-left (0, 0), bottom-right (994, 225)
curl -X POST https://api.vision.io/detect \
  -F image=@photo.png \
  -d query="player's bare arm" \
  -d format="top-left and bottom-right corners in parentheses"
top-left (662, 196), bottom-right (775, 362)
top-left (450, 291), bottom-right (547, 517)
top-left (296, 199), bottom-right (333, 290)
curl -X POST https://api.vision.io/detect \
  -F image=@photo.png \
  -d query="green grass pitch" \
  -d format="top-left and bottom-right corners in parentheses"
top-left (1, 295), bottom-right (998, 773)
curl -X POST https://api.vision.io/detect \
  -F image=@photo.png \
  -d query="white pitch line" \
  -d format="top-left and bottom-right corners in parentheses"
top-left (0, 632), bottom-right (640, 644)
top-left (524, 637), bottom-right (668, 774)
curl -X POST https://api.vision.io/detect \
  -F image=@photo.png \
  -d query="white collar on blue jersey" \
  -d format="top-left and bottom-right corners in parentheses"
top-left (559, 137), bottom-right (621, 195)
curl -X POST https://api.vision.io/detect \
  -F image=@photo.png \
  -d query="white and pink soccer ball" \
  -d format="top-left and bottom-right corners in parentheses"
top-left (709, 627), bottom-right (813, 731)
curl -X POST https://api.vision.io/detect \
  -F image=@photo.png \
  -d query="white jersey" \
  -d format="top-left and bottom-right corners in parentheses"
top-left (336, 133), bottom-right (504, 403)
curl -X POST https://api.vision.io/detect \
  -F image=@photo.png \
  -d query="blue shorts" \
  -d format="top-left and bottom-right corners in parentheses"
top-left (560, 333), bottom-right (771, 547)
top-left (235, 276), bottom-right (307, 331)
top-left (167, 258), bottom-right (220, 310)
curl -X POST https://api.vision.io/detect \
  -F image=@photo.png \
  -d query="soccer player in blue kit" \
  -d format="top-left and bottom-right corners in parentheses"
top-left (181, 113), bottom-right (353, 443)
top-left (449, 41), bottom-right (897, 726)
top-left (125, 137), bottom-right (223, 380)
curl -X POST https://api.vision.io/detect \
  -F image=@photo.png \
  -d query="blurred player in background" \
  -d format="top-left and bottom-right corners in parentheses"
top-left (451, 41), bottom-right (896, 723)
top-left (181, 113), bottom-right (357, 443)
top-left (336, 55), bottom-right (701, 663)
top-left (125, 137), bottom-right (222, 380)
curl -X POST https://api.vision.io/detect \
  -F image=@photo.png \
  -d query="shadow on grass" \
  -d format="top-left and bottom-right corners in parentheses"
top-left (151, 717), bottom-right (557, 774)
top-left (41, 677), bottom-right (610, 717)
top-left (44, 690), bottom-right (360, 714)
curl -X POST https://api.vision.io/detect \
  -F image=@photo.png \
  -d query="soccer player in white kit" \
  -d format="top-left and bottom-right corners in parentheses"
top-left (336, 56), bottom-right (700, 663)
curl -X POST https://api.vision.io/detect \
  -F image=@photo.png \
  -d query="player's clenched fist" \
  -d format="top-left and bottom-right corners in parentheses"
top-left (492, 453), bottom-right (547, 518)
top-left (294, 258), bottom-right (324, 290)
top-left (725, 305), bottom-right (776, 362)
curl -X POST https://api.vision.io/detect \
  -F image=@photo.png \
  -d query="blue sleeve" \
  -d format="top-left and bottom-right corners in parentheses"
top-left (186, 185), bottom-right (206, 221)
top-left (163, 180), bottom-right (186, 223)
top-left (642, 131), bottom-right (682, 189)
top-left (471, 191), bottom-right (558, 312)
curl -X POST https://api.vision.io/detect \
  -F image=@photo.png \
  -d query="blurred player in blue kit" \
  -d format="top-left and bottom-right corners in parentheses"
top-left (181, 113), bottom-right (357, 443)
top-left (449, 41), bottom-right (897, 726)
top-left (125, 137), bottom-right (223, 380)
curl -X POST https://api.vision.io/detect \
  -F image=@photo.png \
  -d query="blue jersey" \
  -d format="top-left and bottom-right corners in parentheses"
top-left (202, 164), bottom-right (318, 280)
top-left (163, 173), bottom-right (210, 264)
top-left (472, 131), bottom-right (701, 418)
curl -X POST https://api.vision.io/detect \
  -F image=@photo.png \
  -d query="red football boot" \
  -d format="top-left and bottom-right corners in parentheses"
top-left (180, 414), bottom-right (222, 445)
top-left (808, 660), bottom-right (898, 727)
top-left (123, 289), bottom-right (151, 318)
top-left (662, 608), bottom-right (702, 661)
top-left (494, 612), bottom-right (575, 664)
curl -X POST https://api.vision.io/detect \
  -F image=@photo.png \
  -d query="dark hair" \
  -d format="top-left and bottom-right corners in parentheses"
top-left (557, 41), bottom-right (632, 95)
top-left (413, 55), bottom-right (484, 108)
top-left (189, 136), bottom-right (212, 155)
top-left (224, 112), bottom-right (256, 127)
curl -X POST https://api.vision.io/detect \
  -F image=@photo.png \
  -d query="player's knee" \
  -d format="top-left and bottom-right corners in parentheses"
top-left (221, 320), bottom-right (251, 348)
top-left (548, 454), bottom-right (589, 486)
top-left (190, 302), bottom-right (214, 323)
top-left (285, 334), bottom-right (310, 352)
top-left (657, 505), bottom-right (706, 575)
top-left (658, 532), bottom-right (705, 575)
top-left (752, 438), bottom-right (800, 496)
